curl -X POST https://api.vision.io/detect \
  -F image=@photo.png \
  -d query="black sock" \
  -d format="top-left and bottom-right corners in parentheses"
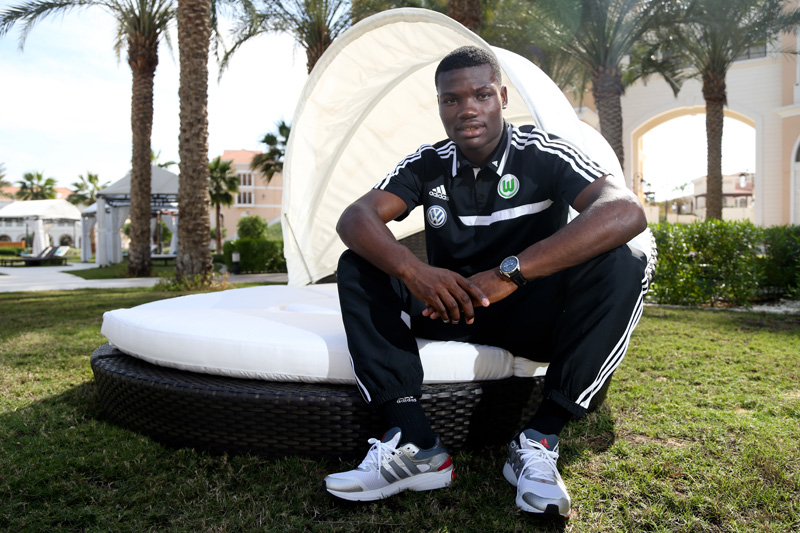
top-left (378, 396), bottom-right (436, 449)
top-left (525, 398), bottom-right (573, 436)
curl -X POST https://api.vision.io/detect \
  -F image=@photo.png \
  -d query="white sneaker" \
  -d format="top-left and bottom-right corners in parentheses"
top-left (324, 427), bottom-right (455, 501)
top-left (502, 429), bottom-right (571, 517)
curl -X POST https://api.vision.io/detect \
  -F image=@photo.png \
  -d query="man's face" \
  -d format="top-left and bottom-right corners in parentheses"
top-left (437, 64), bottom-right (508, 167)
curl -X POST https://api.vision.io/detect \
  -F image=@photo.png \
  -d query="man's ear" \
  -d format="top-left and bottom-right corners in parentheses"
top-left (501, 86), bottom-right (508, 109)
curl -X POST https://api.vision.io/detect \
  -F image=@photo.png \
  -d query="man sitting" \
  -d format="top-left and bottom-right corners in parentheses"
top-left (325, 45), bottom-right (649, 518)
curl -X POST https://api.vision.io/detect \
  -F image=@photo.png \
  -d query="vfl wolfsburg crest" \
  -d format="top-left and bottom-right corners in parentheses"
top-left (426, 205), bottom-right (447, 228)
top-left (498, 174), bottom-right (519, 199)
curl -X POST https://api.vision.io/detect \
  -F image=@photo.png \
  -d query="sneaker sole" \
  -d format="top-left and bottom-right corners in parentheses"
top-left (515, 495), bottom-right (571, 518)
top-left (503, 463), bottom-right (570, 518)
top-left (326, 467), bottom-right (455, 502)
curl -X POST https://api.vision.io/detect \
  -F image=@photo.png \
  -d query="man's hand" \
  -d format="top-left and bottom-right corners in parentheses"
top-left (338, 190), bottom-right (490, 324)
top-left (404, 263), bottom-right (490, 324)
top-left (467, 268), bottom-right (518, 305)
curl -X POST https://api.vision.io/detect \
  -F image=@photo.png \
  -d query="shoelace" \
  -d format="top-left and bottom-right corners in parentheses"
top-left (361, 437), bottom-right (401, 474)
top-left (517, 438), bottom-right (559, 482)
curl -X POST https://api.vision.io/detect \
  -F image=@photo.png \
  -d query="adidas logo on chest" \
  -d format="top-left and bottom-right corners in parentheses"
top-left (428, 185), bottom-right (449, 201)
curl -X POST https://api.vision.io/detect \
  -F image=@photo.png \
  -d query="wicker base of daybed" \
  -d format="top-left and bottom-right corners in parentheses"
top-left (91, 343), bottom-right (607, 459)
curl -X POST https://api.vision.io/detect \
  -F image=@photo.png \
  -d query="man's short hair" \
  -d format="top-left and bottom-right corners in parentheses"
top-left (435, 46), bottom-right (502, 89)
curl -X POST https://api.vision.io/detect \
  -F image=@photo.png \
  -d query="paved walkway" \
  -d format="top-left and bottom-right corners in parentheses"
top-left (0, 261), bottom-right (288, 293)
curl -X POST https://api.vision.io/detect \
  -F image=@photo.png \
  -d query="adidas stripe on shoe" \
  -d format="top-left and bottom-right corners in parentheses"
top-left (324, 427), bottom-right (455, 502)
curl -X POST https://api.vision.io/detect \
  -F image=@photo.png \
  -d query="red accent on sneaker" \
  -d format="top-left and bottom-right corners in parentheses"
top-left (451, 469), bottom-right (457, 481)
top-left (539, 438), bottom-right (550, 449)
top-left (438, 456), bottom-right (453, 471)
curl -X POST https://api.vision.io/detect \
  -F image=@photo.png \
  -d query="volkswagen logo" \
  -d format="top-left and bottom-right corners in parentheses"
top-left (426, 205), bottom-right (447, 228)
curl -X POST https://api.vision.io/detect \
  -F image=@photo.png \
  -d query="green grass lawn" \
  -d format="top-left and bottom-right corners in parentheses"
top-left (1, 288), bottom-right (798, 531)
top-left (67, 259), bottom-right (186, 280)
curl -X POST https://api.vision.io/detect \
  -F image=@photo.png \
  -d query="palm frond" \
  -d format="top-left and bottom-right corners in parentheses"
top-left (1, 0), bottom-right (101, 47)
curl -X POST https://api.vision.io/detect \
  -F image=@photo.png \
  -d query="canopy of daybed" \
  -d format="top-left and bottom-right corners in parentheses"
top-left (282, 8), bottom-right (650, 286)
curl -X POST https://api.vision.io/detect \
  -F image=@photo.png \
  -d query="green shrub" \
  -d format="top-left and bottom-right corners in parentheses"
top-left (237, 216), bottom-right (269, 240)
top-left (223, 238), bottom-right (286, 274)
top-left (0, 247), bottom-right (26, 256)
top-left (760, 225), bottom-right (800, 299)
top-left (265, 221), bottom-right (282, 240)
top-left (650, 220), bottom-right (763, 306)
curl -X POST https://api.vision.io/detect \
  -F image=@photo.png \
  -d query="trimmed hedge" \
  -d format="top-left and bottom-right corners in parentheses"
top-left (0, 247), bottom-right (26, 257)
top-left (649, 221), bottom-right (800, 306)
top-left (222, 238), bottom-right (286, 274)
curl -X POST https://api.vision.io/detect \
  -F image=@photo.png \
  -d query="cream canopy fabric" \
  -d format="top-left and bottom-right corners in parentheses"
top-left (0, 199), bottom-right (81, 221)
top-left (282, 8), bottom-right (650, 286)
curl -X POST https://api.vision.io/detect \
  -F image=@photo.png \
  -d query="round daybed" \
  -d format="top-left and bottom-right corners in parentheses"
top-left (92, 284), bottom-right (600, 459)
top-left (91, 9), bottom-right (653, 459)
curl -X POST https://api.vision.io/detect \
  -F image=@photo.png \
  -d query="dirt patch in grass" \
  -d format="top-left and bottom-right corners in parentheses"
top-left (624, 433), bottom-right (691, 449)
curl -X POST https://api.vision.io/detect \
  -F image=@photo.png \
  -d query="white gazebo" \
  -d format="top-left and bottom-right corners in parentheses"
top-left (0, 199), bottom-right (81, 255)
top-left (90, 164), bottom-right (179, 266)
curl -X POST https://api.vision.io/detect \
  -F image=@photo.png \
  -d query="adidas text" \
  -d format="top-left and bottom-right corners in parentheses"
top-left (396, 396), bottom-right (417, 404)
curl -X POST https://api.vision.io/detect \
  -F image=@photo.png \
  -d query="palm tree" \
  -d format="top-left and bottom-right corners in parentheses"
top-left (150, 148), bottom-right (177, 169)
top-left (654, 0), bottom-right (800, 220)
top-left (175, 0), bottom-right (214, 282)
top-left (524, 0), bottom-right (673, 171)
top-left (15, 171), bottom-right (57, 200)
top-left (251, 120), bottom-right (291, 183)
top-left (225, 0), bottom-right (351, 74)
top-left (447, 0), bottom-right (481, 32)
top-left (1, 0), bottom-right (175, 277)
top-left (350, 0), bottom-right (444, 22)
top-left (208, 155), bottom-right (238, 252)
top-left (67, 172), bottom-right (109, 206)
top-left (479, 0), bottom-right (589, 99)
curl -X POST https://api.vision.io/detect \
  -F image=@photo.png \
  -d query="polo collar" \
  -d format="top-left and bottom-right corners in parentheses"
top-left (452, 121), bottom-right (512, 177)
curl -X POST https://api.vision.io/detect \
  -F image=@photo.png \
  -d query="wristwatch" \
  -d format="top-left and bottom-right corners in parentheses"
top-left (500, 255), bottom-right (527, 287)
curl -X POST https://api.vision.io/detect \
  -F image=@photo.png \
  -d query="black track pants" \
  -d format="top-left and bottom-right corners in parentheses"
top-left (337, 245), bottom-right (649, 417)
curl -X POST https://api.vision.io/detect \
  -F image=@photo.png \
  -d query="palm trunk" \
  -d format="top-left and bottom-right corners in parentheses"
top-left (305, 33), bottom-right (332, 73)
top-left (127, 35), bottom-right (157, 277)
top-left (215, 203), bottom-right (222, 252)
top-left (702, 70), bottom-right (726, 221)
top-left (447, 0), bottom-right (482, 32)
top-left (592, 65), bottom-right (625, 171)
top-left (177, 0), bottom-right (213, 283)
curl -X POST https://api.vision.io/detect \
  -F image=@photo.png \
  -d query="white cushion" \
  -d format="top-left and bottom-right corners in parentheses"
top-left (101, 284), bottom-right (548, 384)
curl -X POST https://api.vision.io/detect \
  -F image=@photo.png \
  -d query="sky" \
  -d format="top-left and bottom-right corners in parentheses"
top-left (0, 5), bottom-right (755, 198)
top-left (1, 6), bottom-right (309, 189)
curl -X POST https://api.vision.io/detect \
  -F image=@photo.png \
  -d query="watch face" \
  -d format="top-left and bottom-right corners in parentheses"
top-left (501, 256), bottom-right (517, 274)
